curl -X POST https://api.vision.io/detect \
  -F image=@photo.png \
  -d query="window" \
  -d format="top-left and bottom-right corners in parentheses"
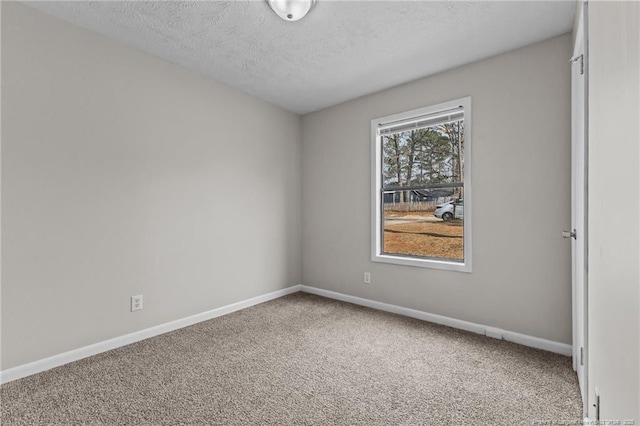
top-left (371, 97), bottom-right (472, 272)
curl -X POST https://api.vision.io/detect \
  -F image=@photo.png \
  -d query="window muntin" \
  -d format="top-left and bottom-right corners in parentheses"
top-left (371, 98), bottom-right (472, 272)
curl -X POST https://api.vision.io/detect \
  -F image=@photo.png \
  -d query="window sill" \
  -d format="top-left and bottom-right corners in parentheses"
top-left (372, 253), bottom-right (472, 273)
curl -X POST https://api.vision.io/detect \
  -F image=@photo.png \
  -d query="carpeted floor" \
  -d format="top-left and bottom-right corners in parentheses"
top-left (1, 292), bottom-right (582, 425)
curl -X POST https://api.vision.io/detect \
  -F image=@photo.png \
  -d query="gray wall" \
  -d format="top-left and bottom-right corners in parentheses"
top-left (1, 3), bottom-right (301, 370)
top-left (587, 1), bottom-right (639, 420)
top-left (301, 34), bottom-right (573, 344)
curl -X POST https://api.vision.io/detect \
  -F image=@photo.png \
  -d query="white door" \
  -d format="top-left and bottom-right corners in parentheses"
top-left (570, 6), bottom-right (588, 416)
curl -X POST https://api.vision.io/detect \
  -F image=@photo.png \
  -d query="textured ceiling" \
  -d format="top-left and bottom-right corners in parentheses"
top-left (26, 1), bottom-right (576, 114)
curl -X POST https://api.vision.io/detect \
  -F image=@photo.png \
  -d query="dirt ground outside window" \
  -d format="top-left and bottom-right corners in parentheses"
top-left (383, 211), bottom-right (463, 260)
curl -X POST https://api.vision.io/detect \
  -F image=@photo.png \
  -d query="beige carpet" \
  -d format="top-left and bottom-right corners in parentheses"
top-left (1, 292), bottom-right (582, 425)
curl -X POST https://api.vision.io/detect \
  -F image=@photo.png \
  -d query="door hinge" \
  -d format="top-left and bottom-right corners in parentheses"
top-left (580, 347), bottom-right (584, 366)
top-left (571, 54), bottom-right (584, 75)
top-left (593, 389), bottom-right (600, 421)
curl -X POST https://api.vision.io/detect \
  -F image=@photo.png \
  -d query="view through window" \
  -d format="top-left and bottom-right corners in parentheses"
top-left (372, 98), bottom-right (471, 270)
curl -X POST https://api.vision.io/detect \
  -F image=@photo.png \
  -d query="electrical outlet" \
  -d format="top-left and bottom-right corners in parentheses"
top-left (363, 272), bottom-right (371, 284)
top-left (131, 294), bottom-right (143, 312)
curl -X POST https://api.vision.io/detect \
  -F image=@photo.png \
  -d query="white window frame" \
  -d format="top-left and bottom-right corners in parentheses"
top-left (371, 97), bottom-right (472, 272)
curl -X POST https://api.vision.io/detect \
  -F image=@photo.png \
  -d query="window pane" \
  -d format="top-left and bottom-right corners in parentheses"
top-left (382, 120), bottom-right (464, 188)
top-left (382, 187), bottom-right (464, 261)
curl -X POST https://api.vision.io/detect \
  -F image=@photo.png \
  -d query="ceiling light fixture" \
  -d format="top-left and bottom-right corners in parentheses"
top-left (267, 0), bottom-right (316, 22)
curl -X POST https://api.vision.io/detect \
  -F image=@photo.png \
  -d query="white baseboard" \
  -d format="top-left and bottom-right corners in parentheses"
top-left (0, 285), bottom-right (302, 384)
top-left (1, 283), bottom-right (572, 385)
top-left (300, 285), bottom-right (572, 357)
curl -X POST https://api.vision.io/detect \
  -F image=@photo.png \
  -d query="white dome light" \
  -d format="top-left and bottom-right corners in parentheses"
top-left (267, 0), bottom-right (316, 22)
